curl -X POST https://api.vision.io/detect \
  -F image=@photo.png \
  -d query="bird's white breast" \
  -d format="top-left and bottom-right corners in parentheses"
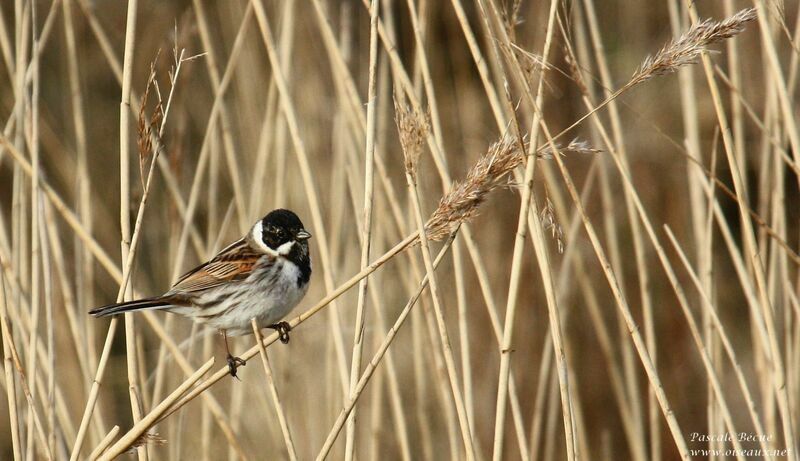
top-left (192, 256), bottom-right (309, 336)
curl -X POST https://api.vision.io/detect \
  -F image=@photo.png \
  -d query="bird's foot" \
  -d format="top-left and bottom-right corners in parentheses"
top-left (226, 354), bottom-right (246, 379)
top-left (269, 321), bottom-right (292, 344)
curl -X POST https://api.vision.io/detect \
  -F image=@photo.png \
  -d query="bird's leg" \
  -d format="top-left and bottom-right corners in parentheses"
top-left (268, 321), bottom-right (292, 344)
top-left (222, 330), bottom-right (246, 378)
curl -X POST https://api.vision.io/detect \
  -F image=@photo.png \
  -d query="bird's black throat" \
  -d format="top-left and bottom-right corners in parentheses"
top-left (286, 242), bottom-right (312, 287)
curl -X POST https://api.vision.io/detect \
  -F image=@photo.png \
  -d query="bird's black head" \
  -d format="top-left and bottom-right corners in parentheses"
top-left (256, 209), bottom-right (311, 253)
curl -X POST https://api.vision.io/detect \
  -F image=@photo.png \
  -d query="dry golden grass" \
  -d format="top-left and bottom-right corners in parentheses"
top-left (0, 1), bottom-right (798, 460)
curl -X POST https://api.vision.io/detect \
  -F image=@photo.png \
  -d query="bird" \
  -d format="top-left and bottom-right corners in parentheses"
top-left (90, 208), bottom-right (312, 378)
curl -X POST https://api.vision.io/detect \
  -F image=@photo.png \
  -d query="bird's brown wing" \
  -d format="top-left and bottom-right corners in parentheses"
top-left (168, 239), bottom-right (268, 294)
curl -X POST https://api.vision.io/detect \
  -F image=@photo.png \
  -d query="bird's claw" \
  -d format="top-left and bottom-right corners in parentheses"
top-left (226, 354), bottom-right (246, 379)
top-left (269, 322), bottom-right (292, 344)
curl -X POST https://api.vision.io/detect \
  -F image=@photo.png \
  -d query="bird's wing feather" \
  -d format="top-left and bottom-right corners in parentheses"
top-left (169, 239), bottom-right (270, 294)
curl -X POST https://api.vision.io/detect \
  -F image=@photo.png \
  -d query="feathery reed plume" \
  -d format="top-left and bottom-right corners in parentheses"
top-left (425, 136), bottom-right (525, 241)
top-left (538, 138), bottom-right (601, 159)
top-left (129, 432), bottom-right (166, 453)
top-left (393, 92), bottom-right (429, 178)
top-left (500, 0), bottom-right (524, 36)
top-left (540, 197), bottom-right (564, 254)
top-left (422, 135), bottom-right (599, 241)
top-left (137, 54), bottom-right (163, 189)
top-left (563, 46), bottom-right (589, 96)
top-left (629, 8), bottom-right (756, 87)
top-left (511, 43), bottom-right (551, 75)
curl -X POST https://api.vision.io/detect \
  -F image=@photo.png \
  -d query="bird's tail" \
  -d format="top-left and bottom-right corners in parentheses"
top-left (89, 297), bottom-right (170, 317)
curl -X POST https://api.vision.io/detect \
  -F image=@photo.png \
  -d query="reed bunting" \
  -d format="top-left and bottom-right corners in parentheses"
top-left (90, 209), bottom-right (312, 377)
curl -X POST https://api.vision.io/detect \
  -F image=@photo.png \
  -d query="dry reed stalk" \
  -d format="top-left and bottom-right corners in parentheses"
top-left (495, 46), bottom-right (696, 460)
top-left (449, 0), bottom-right (508, 129)
top-left (0, 126), bottom-right (95, 452)
top-left (0, 136), bottom-right (142, 449)
top-left (572, 4), bottom-right (662, 442)
top-left (413, 55), bottom-right (580, 457)
top-left (94, 359), bottom-right (215, 460)
top-left (12, 0), bottom-right (30, 349)
top-left (663, 2), bottom-right (715, 456)
top-left (227, 354), bottom-right (245, 460)
top-left (582, 95), bottom-right (751, 457)
top-left (345, 129), bottom-right (443, 457)
top-left (126, 48), bottom-right (192, 424)
top-left (712, 67), bottom-right (800, 176)
top-left (355, 43), bottom-right (441, 460)
top-left (747, 2), bottom-right (800, 180)
top-left (315, 233), bottom-right (458, 460)
top-left (487, 1), bottom-right (577, 459)
top-left (344, 1), bottom-right (381, 457)
top-left (404, 86), bottom-right (528, 456)
top-left (528, 332), bottom-right (553, 460)
top-left (355, 21), bottom-right (537, 454)
top-left (551, 97), bottom-right (694, 459)
top-left (61, 0), bottom-right (97, 402)
top-left (251, 320), bottom-right (298, 461)
top-left (541, 370), bottom-right (560, 460)
top-left (552, 174), bottom-right (645, 461)
top-left (367, 336), bottom-right (385, 460)
top-left (365, 30), bottom-right (414, 459)
top-left (665, 227), bottom-right (772, 455)
top-left (308, 4), bottom-right (529, 452)
top-left (567, 6), bottom-right (652, 457)
top-left (252, 0), bottom-right (353, 396)
top-left (405, 133), bottom-right (476, 459)
top-left (74, 0), bottom-right (208, 256)
top-left (62, 0), bottom-right (129, 452)
top-left (189, 0), bottom-right (248, 235)
top-left (115, 4), bottom-right (145, 460)
top-left (375, 4), bottom-right (468, 451)
top-left (42, 202), bottom-right (88, 442)
top-left (364, 276), bottom-right (413, 461)
top-left (685, 4), bottom-right (796, 456)
top-left (254, 0), bottom-right (292, 214)
top-left (403, 0), bottom-right (445, 154)
top-left (26, 2), bottom-right (45, 457)
top-left (38, 201), bottom-right (56, 457)
top-left (0, 0), bottom-right (47, 131)
top-left (647, 222), bottom-right (748, 458)
top-left (506, 5), bottom-right (762, 459)
top-left (632, 87), bottom-right (800, 266)
top-left (0, 227), bottom-right (80, 445)
top-left (0, 271), bottom-right (22, 460)
top-left (70, 12), bottom-right (203, 459)
top-left (87, 426), bottom-right (118, 461)
top-left (0, 271), bottom-right (52, 459)
top-left (167, 13), bottom-right (242, 281)
top-left (137, 310), bottom-right (246, 454)
top-left (0, 7), bottom-right (11, 77)
top-left (722, 0), bottom-right (747, 194)
top-left (449, 3), bottom-right (567, 456)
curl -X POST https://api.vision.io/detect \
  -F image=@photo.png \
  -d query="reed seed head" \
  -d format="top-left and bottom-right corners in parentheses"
top-left (629, 8), bottom-right (756, 87)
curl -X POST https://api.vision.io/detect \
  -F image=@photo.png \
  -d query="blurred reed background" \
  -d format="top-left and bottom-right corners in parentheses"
top-left (0, 0), bottom-right (798, 459)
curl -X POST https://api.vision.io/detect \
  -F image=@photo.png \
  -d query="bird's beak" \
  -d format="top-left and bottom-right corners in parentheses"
top-left (296, 229), bottom-right (312, 240)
